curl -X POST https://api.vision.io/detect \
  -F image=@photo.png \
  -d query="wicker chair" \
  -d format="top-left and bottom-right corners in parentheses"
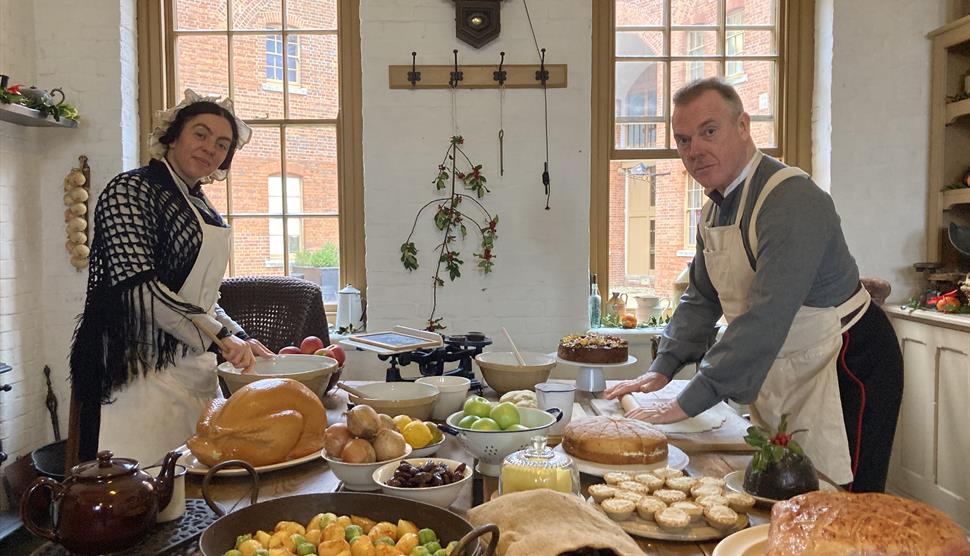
top-left (218, 275), bottom-right (331, 353)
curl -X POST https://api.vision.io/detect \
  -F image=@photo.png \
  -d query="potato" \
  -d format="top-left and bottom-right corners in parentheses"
top-left (255, 530), bottom-right (272, 547)
top-left (396, 519), bottom-right (419, 538)
top-left (394, 532), bottom-right (418, 554)
top-left (350, 536), bottom-right (376, 556)
top-left (268, 549), bottom-right (291, 556)
top-left (238, 539), bottom-right (263, 556)
top-left (307, 513), bottom-right (326, 531)
top-left (322, 522), bottom-right (346, 542)
top-left (304, 529), bottom-right (322, 545)
top-left (336, 515), bottom-right (353, 529)
top-left (373, 544), bottom-right (403, 556)
top-left (276, 521), bottom-right (306, 536)
top-left (318, 538), bottom-right (351, 556)
top-left (351, 514), bottom-right (377, 533)
top-left (367, 522), bottom-right (397, 542)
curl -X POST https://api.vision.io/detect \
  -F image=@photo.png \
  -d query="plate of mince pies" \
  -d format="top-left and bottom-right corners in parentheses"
top-left (587, 467), bottom-right (753, 542)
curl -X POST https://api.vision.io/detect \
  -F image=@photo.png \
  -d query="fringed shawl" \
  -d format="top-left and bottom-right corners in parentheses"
top-left (70, 159), bottom-right (209, 405)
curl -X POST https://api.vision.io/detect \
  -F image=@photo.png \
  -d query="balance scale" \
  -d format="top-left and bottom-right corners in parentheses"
top-left (552, 355), bottom-right (638, 393)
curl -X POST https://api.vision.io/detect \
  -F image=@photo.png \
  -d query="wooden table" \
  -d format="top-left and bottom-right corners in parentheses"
top-left (185, 383), bottom-right (768, 556)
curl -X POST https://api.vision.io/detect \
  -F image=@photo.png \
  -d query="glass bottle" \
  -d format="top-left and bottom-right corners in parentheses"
top-left (589, 273), bottom-right (601, 328)
top-left (499, 435), bottom-right (580, 496)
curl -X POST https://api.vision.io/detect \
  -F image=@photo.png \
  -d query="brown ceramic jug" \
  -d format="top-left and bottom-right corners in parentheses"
top-left (20, 449), bottom-right (180, 555)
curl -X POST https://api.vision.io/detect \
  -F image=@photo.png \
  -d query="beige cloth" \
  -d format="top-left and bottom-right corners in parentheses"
top-left (467, 490), bottom-right (645, 556)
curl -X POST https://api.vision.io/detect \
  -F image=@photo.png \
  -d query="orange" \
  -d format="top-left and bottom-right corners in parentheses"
top-left (620, 313), bottom-right (638, 328)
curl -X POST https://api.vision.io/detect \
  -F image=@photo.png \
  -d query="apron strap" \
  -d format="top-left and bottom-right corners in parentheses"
top-left (837, 285), bottom-right (871, 333)
top-left (747, 166), bottom-right (809, 256)
top-left (701, 199), bottom-right (716, 227)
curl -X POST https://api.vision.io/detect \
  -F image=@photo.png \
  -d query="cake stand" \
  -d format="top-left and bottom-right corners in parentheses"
top-left (551, 354), bottom-right (637, 393)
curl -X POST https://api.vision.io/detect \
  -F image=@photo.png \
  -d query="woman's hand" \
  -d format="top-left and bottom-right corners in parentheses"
top-left (220, 335), bottom-right (255, 373)
top-left (603, 371), bottom-right (670, 400)
top-left (625, 399), bottom-right (688, 424)
top-left (246, 338), bottom-right (275, 359)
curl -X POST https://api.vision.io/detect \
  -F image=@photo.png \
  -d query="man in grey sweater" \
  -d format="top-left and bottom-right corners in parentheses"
top-left (605, 78), bottom-right (902, 492)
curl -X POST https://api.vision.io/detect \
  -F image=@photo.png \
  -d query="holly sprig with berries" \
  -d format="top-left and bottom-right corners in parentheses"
top-left (743, 414), bottom-right (808, 472)
top-left (401, 136), bottom-right (499, 331)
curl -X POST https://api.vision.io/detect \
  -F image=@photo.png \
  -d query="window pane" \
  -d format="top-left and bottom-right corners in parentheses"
top-left (286, 34), bottom-right (339, 120)
top-left (203, 178), bottom-right (229, 215)
top-left (615, 0), bottom-right (664, 26)
top-left (750, 120), bottom-right (776, 148)
top-left (286, 126), bottom-right (338, 215)
top-left (232, 35), bottom-right (285, 120)
top-left (287, 0), bottom-right (338, 30)
top-left (616, 31), bottom-right (665, 57)
top-left (615, 61), bottom-right (665, 149)
top-left (728, 29), bottom-right (776, 56)
top-left (608, 158), bottom-right (692, 304)
top-left (671, 0), bottom-right (716, 26)
top-left (672, 29), bottom-right (717, 56)
top-left (174, 0), bottom-right (226, 31)
top-left (231, 0), bottom-right (282, 30)
top-left (230, 126), bottom-right (281, 215)
top-left (231, 217), bottom-right (285, 275)
top-left (734, 60), bottom-right (774, 116)
top-left (289, 217), bottom-right (340, 303)
top-left (669, 60), bottom-right (718, 98)
top-left (175, 36), bottom-right (229, 98)
top-left (730, 0), bottom-right (776, 25)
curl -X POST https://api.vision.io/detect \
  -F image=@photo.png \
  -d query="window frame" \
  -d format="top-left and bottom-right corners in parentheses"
top-left (265, 32), bottom-right (301, 84)
top-left (590, 0), bottom-right (815, 299)
top-left (137, 0), bottom-right (365, 315)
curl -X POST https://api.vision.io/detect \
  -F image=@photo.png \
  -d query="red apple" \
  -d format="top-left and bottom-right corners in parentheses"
top-left (279, 346), bottom-right (302, 355)
top-left (315, 344), bottom-right (346, 367)
top-left (299, 336), bottom-right (325, 355)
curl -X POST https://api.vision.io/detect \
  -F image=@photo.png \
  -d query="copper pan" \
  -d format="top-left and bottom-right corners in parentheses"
top-left (197, 460), bottom-right (498, 556)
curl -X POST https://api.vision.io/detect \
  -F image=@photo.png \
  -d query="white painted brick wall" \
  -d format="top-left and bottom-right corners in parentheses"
top-left (360, 0), bottom-right (592, 370)
top-left (0, 1), bottom-right (138, 509)
top-left (828, 0), bottom-right (946, 301)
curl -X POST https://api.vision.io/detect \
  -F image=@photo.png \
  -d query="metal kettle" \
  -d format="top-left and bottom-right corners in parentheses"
top-left (336, 283), bottom-right (364, 332)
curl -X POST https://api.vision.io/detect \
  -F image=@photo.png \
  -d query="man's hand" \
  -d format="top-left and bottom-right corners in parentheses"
top-left (220, 335), bottom-right (255, 373)
top-left (603, 371), bottom-right (670, 400)
top-left (246, 338), bottom-right (275, 359)
top-left (625, 399), bottom-right (689, 424)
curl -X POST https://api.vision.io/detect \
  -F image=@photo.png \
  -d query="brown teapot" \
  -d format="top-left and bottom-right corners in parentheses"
top-left (20, 449), bottom-right (181, 555)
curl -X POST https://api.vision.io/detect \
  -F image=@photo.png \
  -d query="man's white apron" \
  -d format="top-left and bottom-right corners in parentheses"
top-left (698, 151), bottom-right (869, 484)
top-left (99, 176), bottom-right (230, 466)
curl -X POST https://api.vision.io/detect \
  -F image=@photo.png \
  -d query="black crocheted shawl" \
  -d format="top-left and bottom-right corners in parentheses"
top-left (70, 159), bottom-right (213, 405)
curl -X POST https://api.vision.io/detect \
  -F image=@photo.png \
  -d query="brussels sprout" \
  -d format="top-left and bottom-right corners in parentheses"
top-left (424, 541), bottom-right (442, 553)
top-left (410, 547), bottom-right (432, 556)
top-left (320, 512), bottom-right (338, 528)
top-left (375, 536), bottom-right (396, 546)
top-left (344, 524), bottom-right (364, 542)
top-left (434, 550), bottom-right (449, 556)
top-left (235, 534), bottom-right (252, 549)
top-left (417, 529), bottom-right (438, 545)
top-left (296, 542), bottom-right (317, 556)
top-left (255, 551), bottom-right (270, 556)
top-left (222, 551), bottom-right (242, 556)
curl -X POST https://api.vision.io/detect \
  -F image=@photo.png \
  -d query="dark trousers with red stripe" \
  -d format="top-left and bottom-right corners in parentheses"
top-left (837, 303), bottom-right (903, 492)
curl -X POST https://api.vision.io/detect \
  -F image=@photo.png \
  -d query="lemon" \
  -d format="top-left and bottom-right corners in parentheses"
top-left (426, 421), bottom-right (443, 444)
top-left (392, 414), bottom-right (412, 433)
top-left (402, 421), bottom-right (433, 449)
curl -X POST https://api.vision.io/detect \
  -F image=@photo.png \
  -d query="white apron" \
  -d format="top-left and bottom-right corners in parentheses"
top-left (698, 151), bottom-right (870, 484)
top-left (99, 176), bottom-right (231, 466)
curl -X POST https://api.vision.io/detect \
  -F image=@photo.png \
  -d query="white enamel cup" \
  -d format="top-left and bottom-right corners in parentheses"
top-left (145, 463), bottom-right (187, 522)
top-left (535, 382), bottom-right (576, 436)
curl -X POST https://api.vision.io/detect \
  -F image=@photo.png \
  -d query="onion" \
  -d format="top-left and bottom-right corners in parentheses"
top-left (68, 217), bottom-right (87, 232)
top-left (324, 423), bottom-right (354, 458)
top-left (379, 413), bottom-right (396, 431)
top-left (69, 231), bottom-right (87, 244)
top-left (69, 188), bottom-right (89, 203)
top-left (69, 203), bottom-right (87, 216)
top-left (346, 404), bottom-right (381, 439)
top-left (372, 429), bottom-right (407, 462)
top-left (340, 438), bottom-right (376, 464)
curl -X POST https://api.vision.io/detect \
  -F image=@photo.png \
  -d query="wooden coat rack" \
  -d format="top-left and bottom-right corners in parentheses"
top-left (389, 50), bottom-right (566, 90)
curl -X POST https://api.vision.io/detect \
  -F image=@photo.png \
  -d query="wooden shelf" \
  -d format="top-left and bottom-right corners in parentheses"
top-left (942, 187), bottom-right (970, 209)
top-left (0, 103), bottom-right (78, 128)
top-left (945, 98), bottom-right (970, 125)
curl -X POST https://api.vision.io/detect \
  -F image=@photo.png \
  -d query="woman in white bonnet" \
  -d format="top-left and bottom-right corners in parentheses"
top-left (70, 90), bottom-right (273, 465)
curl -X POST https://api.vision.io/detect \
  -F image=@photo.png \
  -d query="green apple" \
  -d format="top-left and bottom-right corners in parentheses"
top-left (505, 423), bottom-right (529, 431)
top-left (489, 402), bottom-right (521, 430)
top-left (463, 396), bottom-right (493, 418)
top-left (457, 415), bottom-right (480, 429)
top-left (469, 417), bottom-right (501, 431)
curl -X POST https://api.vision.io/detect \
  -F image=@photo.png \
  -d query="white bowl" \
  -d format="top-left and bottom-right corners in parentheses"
top-left (442, 406), bottom-right (562, 476)
top-left (409, 436), bottom-right (445, 458)
top-left (346, 382), bottom-right (440, 420)
top-left (475, 352), bottom-right (556, 395)
top-left (217, 354), bottom-right (339, 397)
top-left (321, 445), bottom-right (413, 491)
top-left (372, 457), bottom-right (472, 507)
top-left (416, 376), bottom-right (471, 420)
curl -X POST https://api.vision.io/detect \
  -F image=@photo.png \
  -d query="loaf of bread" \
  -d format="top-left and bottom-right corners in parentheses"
top-left (766, 491), bottom-right (970, 555)
top-left (562, 416), bottom-right (667, 465)
top-left (187, 378), bottom-right (328, 467)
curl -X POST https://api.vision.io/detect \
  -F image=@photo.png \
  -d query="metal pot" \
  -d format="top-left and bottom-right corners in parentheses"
top-left (197, 461), bottom-right (498, 556)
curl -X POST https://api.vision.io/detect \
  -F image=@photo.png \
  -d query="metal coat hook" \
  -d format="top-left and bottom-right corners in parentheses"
top-left (493, 51), bottom-right (507, 85)
top-left (535, 48), bottom-right (549, 85)
top-left (407, 51), bottom-right (421, 86)
top-left (449, 49), bottom-right (464, 88)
